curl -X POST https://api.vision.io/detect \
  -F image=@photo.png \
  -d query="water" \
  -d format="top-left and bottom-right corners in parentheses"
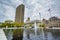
top-left (3, 27), bottom-right (60, 40)
top-left (4, 29), bottom-right (13, 40)
top-left (23, 28), bottom-right (60, 40)
top-left (23, 22), bottom-right (60, 40)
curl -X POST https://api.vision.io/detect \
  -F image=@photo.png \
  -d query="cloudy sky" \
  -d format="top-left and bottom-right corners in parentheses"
top-left (0, 0), bottom-right (60, 22)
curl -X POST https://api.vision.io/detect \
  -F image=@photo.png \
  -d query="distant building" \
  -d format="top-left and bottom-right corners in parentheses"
top-left (26, 17), bottom-right (30, 22)
top-left (42, 18), bottom-right (49, 27)
top-left (15, 4), bottom-right (25, 24)
top-left (42, 16), bottom-right (60, 28)
top-left (25, 20), bottom-right (41, 27)
top-left (25, 16), bottom-right (60, 28)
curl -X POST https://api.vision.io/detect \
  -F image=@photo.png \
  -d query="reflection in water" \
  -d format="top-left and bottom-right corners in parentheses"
top-left (23, 28), bottom-right (60, 40)
top-left (3, 28), bottom-right (60, 40)
top-left (4, 29), bottom-right (13, 40)
top-left (34, 22), bottom-right (37, 40)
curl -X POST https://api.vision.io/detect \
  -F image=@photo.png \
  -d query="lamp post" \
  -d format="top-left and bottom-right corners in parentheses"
top-left (39, 13), bottom-right (41, 22)
top-left (39, 12), bottom-right (41, 27)
top-left (48, 8), bottom-right (52, 19)
top-left (48, 8), bottom-right (52, 27)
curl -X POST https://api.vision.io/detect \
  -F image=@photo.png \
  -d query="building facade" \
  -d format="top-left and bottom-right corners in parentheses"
top-left (42, 16), bottom-right (60, 28)
top-left (15, 4), bottom-right (25, 24)
top-left (25, 19), bottom-right (41, 28)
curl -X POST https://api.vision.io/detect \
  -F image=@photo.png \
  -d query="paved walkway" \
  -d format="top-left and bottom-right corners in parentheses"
top-left (0, 29), bottom-right (7, 40)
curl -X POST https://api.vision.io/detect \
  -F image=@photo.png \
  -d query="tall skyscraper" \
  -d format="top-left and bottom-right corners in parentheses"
top-left (15, 4), bottom-right (25, 24)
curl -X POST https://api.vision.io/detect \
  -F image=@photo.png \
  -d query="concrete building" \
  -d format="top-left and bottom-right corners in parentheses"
top-left (15, 4), bottom-right (25, 24)
top-left (25, 18), bottom-right (41, 28)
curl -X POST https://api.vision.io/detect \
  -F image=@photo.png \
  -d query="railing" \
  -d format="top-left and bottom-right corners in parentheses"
top-left (0, 27), bottom-right (25, 29)
top-left (46, 27), bottom-right (60, 30)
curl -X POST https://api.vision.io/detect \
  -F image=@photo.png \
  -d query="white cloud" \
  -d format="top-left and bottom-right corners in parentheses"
top-left (10, 0), bottom-right (23, 7)
top-left (0, 0), bottom-right (60, 22)
top-left (0, 4), bottom-right (15, 21)
top-left (4, 5), bottom-right (15, 20)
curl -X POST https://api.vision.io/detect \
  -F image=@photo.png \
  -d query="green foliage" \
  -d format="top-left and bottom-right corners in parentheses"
top-left (0, 22), bottom-right (14, 27)
top-left (0, 20), bottom-right (24, 28)
top-left (39, 23), bottom-right (45, 27)
top-left (13, 22), bottom-right (24, 27)
top-left (5, 20), bottom-right (13, 23)
top-left (29, 24), bottom-right (32, 27)
top-left (13, 29), bottom-right (23, 37)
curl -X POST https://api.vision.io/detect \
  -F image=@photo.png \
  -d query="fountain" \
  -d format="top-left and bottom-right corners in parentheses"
top-left (34, 21), bottom-right (37, 40)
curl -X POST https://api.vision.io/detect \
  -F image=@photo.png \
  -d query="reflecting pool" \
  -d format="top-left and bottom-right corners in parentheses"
top-left (23, 28), bottom-right (60, 40)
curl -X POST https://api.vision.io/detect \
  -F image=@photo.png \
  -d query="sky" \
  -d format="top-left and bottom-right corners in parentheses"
top-left (0, 0), bottom-right (60, 22)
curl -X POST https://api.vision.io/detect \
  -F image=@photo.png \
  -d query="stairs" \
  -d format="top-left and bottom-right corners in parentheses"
top-left (0, 29), bottom-right (7, 40)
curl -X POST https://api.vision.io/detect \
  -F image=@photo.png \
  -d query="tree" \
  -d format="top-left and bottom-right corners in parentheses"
top-left (5, 20), bottom-right (13, 23)
top-left (39, 23), bottom-right (45, 27)
top-left (12, 22), bottom-right (24, 27)
top-left (0, 20), bottom-right (24, 28)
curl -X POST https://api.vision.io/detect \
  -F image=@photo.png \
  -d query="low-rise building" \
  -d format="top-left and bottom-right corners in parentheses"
top-left (42, 16), bottom-right (60, 28)
top-left (25, 20), bottom-right (41, 28)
